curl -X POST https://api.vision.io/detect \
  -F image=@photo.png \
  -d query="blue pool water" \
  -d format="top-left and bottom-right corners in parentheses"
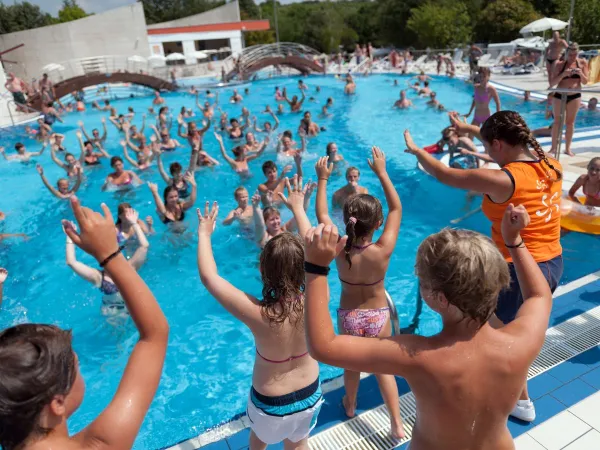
top-left (0, 74), bottom-right (599, 449)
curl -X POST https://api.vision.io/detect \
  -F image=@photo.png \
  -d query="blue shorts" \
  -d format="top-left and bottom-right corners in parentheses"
top-left (496, 255), bottom-right (563, 324)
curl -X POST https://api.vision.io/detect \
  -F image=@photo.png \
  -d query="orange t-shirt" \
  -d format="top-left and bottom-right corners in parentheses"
top-left (482, 159), bottom-right (563, 263)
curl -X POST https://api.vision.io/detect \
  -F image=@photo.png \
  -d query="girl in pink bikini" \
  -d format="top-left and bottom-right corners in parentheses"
top-left (465, 68), bottom-right (501, 127)
top-left (315, 147), bottom-right (405, 440)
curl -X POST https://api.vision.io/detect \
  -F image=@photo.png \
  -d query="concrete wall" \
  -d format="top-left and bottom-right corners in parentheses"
top-left (0, 3), bottom-right (150, 81)
top-left (147, 1), bottom-right (240, 29)
top-left (149, 30), bottom-right (242, 64)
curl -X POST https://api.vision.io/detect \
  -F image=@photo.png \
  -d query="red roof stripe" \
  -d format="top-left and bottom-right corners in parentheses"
top-left (147, 20), bottom-right (270, 35)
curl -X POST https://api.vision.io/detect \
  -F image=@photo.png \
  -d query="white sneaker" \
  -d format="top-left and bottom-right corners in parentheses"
top-left (510, 399), bottom-right (536, 422)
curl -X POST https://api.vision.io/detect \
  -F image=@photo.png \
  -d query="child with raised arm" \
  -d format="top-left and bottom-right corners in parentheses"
top-left (303, 204), bottom-right (552, 450)
top-left (258, 154), bottom-right (303, 207)
top-left (314, 147), bottom-right (404, 439)
top-left (50, 148), bottom-right (82, 177)
top-left (36, 164), bottom-right (82, 199)
top-left (215, 132), bottom-right (267, 177)
top-left (197, 179), bottom-right (321, 449)
top-left (148, 175), bottom-right (197, 224)
top-left (77, 131), bottom-right (110, 166)
top-left (223, 187), bottom-right (254, 228)
top-left (155, 148), bottom-right (198, 199)
top-left (253, 177), bottom-right (315, 248)
top-left (79, 119), bottom-right (108, 147)
top-left (0, 197), bottom-right (168, 450)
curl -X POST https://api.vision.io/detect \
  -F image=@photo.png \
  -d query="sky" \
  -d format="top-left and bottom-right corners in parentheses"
top-left (11, 0), bottom-right (301, 15)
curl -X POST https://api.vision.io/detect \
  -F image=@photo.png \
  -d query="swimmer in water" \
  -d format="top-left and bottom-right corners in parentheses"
top-left (125, 118), bottom-right (146, 145)
top-left (252, 176), bottom-right (315, 247)
top-left (427, 92), bottom-right (444, 109)
top-left (222, 187), bottom-right (254, 228)
top-left (569, 157), bottom-right (600, 207)
top-left (32, 119), bottom-right (52, 141)
top-left (331, 165), bottom-right (369, 208)
top-left (298, 79), bottom-right (308, 91)
top-left (409, 80), bottom-right (421, 91)
top-left (344, 73), bottom-right (356, 95)
top-left (114, 202), bottom-right (153, 245)
top-left (157, 106), bottom-right (171, 130)
top-left (215, 132), bottom-right (267, 176)
top-left (153, 90), bottom-right (165, 105)
top-left (177, 118), bottom-right (211, 149)
top-left (50, 149), bottom-right (82, 177)
top-left (230, 89), bottom-right (243, 103)
top-left (277, 103), bottom-right (285, 115)
top-left (274, 86), bottom-right (284, 101)
top-left (243, 131), bottom-right (267, 153)
top-left (313, 146), bottom-right (405, 438)
top-left (148, 175), bottom-right (197, 224)
top-left (0, 142), bottom-right (46, 162)
top-left (283, 90), bottom-right (306, 112)
top-left (102, 156), bottom-right (142, 190)
top-left (418, 80), bottom-right (432, 96)
top-left (76, 131), bottom-right (110, 166)
top-left (278, 132), bottom-right (305, 157)
top-left (298, 111), bottom-right (322, 136)
top-left (326, 142), bottom-right (345, 167)
top-left (393, 90), bottom-right (412, 109)
top-left (225, 118), bottom-right (247, 139)
top-left (63, 210), bottom-right (149, 314)
top-left (413, 70), bottom-right (432, 83)
top-left (36, 164), bottom-right (82, 199)
top-left (254, 106), bottom-right (280, 133)
top-left (79, 118), bottom-right (108, 147)
top-left (49, 133), bottom-right (66, 153)
top-left (258, 155), bottom-right (302, 207)
top-left (92, 99), bottom-right (111, 111)
top-left (179, 106), bottom-right (195, 121)
top-left (120, 140), bottom-right (154, 170)
top-left (156, 149), bottom-right (198, 198)
top-left (151, 124), bottom-right (182, 152)
top-left (108, 114), bottom-right (128, 132)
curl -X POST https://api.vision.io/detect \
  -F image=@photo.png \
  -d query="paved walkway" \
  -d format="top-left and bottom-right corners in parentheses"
top-left (491, 72), bottom-right (598, 102)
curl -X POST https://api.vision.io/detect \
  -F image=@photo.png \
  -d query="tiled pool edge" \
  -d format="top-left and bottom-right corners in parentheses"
top-left (165, 269), bottom-right (600, 450)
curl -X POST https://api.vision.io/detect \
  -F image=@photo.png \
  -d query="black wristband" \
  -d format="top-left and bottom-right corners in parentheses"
top-left (304, 261), bottom-right (330, 276)
top-left (505, 239), bottom-right (525, 249)
top-left (99, 246), bottom-right (124, 267)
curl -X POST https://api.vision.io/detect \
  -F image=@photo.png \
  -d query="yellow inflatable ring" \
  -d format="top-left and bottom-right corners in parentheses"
top-left (560, 197), bottom-right (600, 235)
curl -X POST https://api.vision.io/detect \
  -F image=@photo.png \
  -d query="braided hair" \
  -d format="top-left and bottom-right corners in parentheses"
top-left (480, 111), bottom-right (562, 182)
top-left (343, 194), bottom-right (383, 269)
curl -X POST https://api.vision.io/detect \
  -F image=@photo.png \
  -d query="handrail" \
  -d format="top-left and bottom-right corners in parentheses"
top-left (385, 290), bottom-right (401, 336)
top-left (350, 57), bottom-right (372, 74)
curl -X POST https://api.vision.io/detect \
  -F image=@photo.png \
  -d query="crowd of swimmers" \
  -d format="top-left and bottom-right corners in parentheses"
top-left (0, 52), bottom-right (599, 450)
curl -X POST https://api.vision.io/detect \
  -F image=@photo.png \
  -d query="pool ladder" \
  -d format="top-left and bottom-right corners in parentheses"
top-left (386, 285), bottom-right (424, 336)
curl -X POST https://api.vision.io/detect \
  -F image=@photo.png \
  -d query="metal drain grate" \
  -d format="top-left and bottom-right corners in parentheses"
top-left (309, 305), bottom-right (600, 450)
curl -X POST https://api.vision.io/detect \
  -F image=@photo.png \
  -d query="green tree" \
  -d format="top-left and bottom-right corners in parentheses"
top-left (376, 0), bottom-right (420, 46)
top-left (407, 1), bottom-right (472, 48)
top-left (140, 0), bottom-right (225, 25)
top-left (0, 2), bottom-right (55, 34)
top-left (554, 0), bottom-right (600, 44)
top-left (239, 0), bottom-right (260, 19)
top-left (57, 0), bottom-right (89, 23)
top-left (475, 0), bottom-right (540, 43)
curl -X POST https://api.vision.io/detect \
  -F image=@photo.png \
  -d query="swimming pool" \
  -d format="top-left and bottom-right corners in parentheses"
top-left (0, 74), bottom-right (599, 449)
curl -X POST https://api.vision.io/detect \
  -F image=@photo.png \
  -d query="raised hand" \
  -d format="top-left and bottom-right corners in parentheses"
top-left (125, 208), bottom-right (139, 225)
top-left (184, 172), bottom-right (196, 186)
top-left (120, 139), bottom-right (126, 147)
top-left (213, 132), bottom-right (223, 143)
top-left (197, 201), bottom-right (218, 236)
top-left (282, 164), bottom-right (293, 176)
top-left (77, 120), bottom-right (84, 128)
top-left (403, 130), bottom-right (420, 155)
top-left (501, 203), bottom-right (530, 245)
top-left (36, 164), bottom-right (43, 175)
top-left (315, 156), bottom-right (334, 181)
top-left (251, 191), bottom-right (261, 207)
top-left (148, 182), bottom-right (159, 193)
top-left (76, 130), bottom-right (82, 139)
top-left (278, 175), bottom-right (307, 211)
top-left (304, 224), bottom-right (348, 267)
top-left (101, 117), bottom-right (106, 124)
top-left (0, 268), bottom-right (7, 284)
top-left (306, 180), bottom-right (317, 197)
top-left (367, 146), bottom-right (386, 175)
top-left (61, 197), bottom-right (120, 263)
top-left (150, 135), bottom-right (157, 143)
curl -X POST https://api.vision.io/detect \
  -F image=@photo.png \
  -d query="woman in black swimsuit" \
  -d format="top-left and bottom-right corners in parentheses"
top-left (76, 130), bottom-right (109, 166)
top-left (148, 175), bottom-right (197, 224)
top-left (550, 42), bottom-right (589, 157)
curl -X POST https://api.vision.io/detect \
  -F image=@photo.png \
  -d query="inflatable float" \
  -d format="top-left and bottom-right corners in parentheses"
top-left (560, 197), bottom-right (600, 235)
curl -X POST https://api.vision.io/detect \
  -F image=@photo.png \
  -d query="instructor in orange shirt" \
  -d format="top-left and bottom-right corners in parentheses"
top-left (404, 110), bottom-right (563, 424)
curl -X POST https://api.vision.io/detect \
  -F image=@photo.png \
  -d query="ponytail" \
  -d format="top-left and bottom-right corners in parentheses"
top-left (344, 219), bottom-right (357, 268)
top-left (527, 135), bottom-right (562, 182)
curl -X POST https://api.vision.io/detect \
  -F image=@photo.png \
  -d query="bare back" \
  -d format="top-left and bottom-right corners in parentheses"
top-left (404, 325), bottom-right (530, 450)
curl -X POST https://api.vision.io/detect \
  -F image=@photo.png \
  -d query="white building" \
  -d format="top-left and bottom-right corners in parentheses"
top-left (146, 1), bottom-right (270, 65)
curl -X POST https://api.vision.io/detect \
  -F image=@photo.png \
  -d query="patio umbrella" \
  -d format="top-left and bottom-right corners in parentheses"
top-left (520, 17), bottom-right (568, 34)
top-left (128, 55), bottom-right (147, 63)
top-left (148, 54), bottom-right (166, 61)
top-left (41, 63), bottom-right (65, 71)
top-left (165, 53), bottom-right (186, 61)
top-left (204, 49), bottom-right (218, 54)
top-left (219, 47), bottom-right (231, 52)
top-left (191, 51), bottom-right (209, 59)
top-left (511, 36), bottom-right (548, 50)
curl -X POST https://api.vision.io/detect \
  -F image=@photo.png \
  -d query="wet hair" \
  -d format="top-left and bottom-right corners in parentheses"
top-left (110, 156), bottom-right (123, 167)
top-left (115, 202), bottom-right (132, 225)
top-left (46, 102), bottom-right (54, 108)
top-left (180, 106), bottom-right (186, 114)
top-left (128, 107), bottom-right (134, 113)
top-left (104, 100), bottom-right (110, 106)
top-left (15, 143), bottom-right (24, 151)
top-left (159, 106), bottom-right (168, 115)
top-left (262, 160), bottom-right (277, 174)
top-left (260, 233), bottom-right (305, 327)
top-left (424, 81), bottom-right (429, 87)
top-left (232, 145), bottom-right (245, 158)
top-left (230, 118), bottom-right (239, 125)
top-left (343, 194), bottom-right (383, 268)
top-left (234, 186), bottom-right (247, 199)
top-left (263, 206), bottom-right (280, 223)
top-left (169, 162), bottom-right (182, 175)
top-left (588, 157), bottom-right (600, 170)
top-left (416, 228), bottom-right (510, 327)
top-left (0, 324), bottom-right (76, 450)
top-left (83, 140), bottom-right (92, 147)
top-left (345, 166), bottom-right (360, 178)
top-left (283, 130), bottom-right (293, 139)
top-left (163, 185), bottom-right (178, 204)
top-left (326, 142), bottom-right (336, 156)
top-left (481, 111), bottom-right (562, 181)
top-left (64, 152), bottom-right (75, 160)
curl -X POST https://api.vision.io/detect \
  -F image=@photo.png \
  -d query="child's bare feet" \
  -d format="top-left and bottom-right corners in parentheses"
top-left (390, 418), bottom-right (406, 440)
top-left (342, 395), bottom-right (356, 418)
